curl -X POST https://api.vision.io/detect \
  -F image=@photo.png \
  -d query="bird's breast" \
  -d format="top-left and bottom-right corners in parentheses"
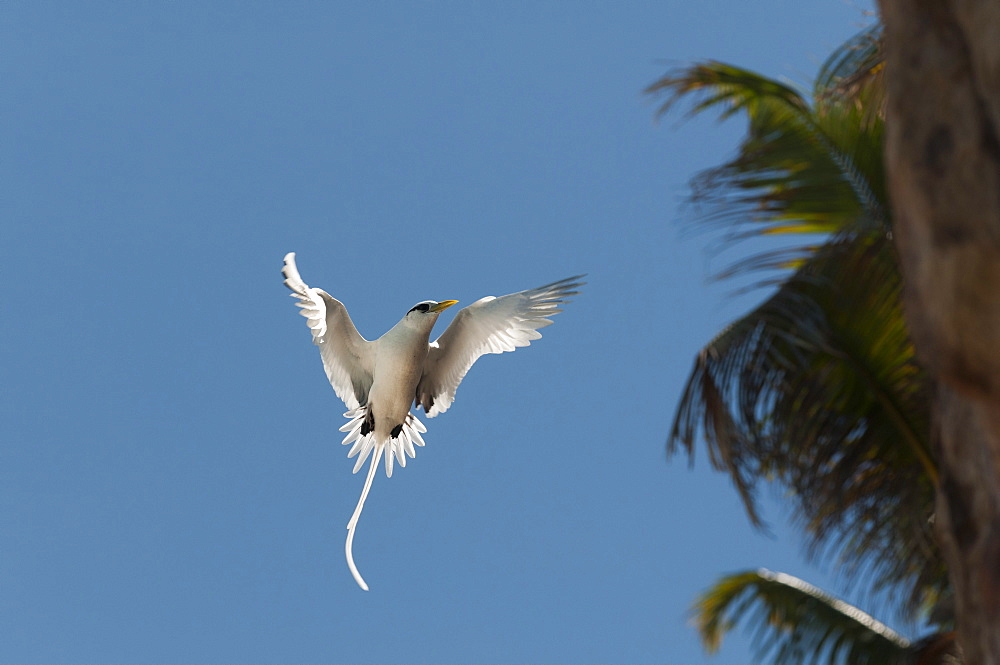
top-left (369, 328), bottom-right (431, 430)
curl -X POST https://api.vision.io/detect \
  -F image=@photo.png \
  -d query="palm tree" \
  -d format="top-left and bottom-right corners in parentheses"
top-left (647, 24), bottom-right (947, 626)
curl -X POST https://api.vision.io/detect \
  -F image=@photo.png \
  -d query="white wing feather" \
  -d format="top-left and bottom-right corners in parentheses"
top-left (282, 252), bottom-right (374, 410)
top-left (415, 275), bottom-right (584, 417)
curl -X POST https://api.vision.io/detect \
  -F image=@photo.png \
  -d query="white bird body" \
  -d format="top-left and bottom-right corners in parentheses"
top-left (282, 252), bottom-right (582, 590)
top-left (368, 317), bottom-right (433, 442)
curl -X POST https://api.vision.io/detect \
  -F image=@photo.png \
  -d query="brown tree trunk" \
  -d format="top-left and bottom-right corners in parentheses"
top-left (879, 1), bottom-right (1000, 662)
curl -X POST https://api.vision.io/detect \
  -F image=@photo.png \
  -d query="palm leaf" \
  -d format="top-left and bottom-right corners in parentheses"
top-left (646, 59), bottom-right (885, 285)
top-left (694, 569), bottom-right (911, 665)
top-left (815, 24), bottom-right (884, 124)
top-left (670, 232), bottom-right (944, 611)
top-left (695, 570), bottom-right (962, 665)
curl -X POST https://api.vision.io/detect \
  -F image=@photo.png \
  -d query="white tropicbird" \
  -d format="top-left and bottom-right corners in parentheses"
top-left (282, 252), bottom-right (583, 590)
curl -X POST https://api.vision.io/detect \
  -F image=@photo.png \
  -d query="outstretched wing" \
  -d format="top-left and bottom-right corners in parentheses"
top-left (415, 275), bottom-right (584, 417)
top-left (283, 252), bottom-right (374, 410)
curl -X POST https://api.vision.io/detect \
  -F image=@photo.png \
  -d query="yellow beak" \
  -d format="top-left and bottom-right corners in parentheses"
top-left (429, 300), bottom-right (459, 313)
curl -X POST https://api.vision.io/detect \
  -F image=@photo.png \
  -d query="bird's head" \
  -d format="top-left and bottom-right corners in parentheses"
top-left (405, 299), bottom-right (458, 322)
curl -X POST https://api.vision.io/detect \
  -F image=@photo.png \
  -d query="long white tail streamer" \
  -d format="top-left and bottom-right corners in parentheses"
top-left (338, 407), bottom-right (429, 590)
top-left (345, 442), bottom-right (382, 591)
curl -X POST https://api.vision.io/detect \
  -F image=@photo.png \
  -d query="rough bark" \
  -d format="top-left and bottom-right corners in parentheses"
top-left (879, 1), bottom-right (1000, 663)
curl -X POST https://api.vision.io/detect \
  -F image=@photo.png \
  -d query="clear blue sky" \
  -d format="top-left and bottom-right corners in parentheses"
top-left (3, 2), bottom-right (884, 663)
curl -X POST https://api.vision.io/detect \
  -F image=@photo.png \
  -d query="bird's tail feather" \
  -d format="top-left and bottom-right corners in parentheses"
top-left (338, 406), bottom-right (430, 590)
top-left (345, 444), bottom-right (381, 591)
top-left (341, 407), bottom-right (427, 479)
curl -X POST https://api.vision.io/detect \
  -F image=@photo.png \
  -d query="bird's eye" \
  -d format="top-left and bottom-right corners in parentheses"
top-left (409, 303), bottom-right (431, 314)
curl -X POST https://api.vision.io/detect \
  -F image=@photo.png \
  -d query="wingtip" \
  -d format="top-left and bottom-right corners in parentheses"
top-left (282, 253), bottom-right (307, 293)
top-left (535, 274), bottom-right (587, 293)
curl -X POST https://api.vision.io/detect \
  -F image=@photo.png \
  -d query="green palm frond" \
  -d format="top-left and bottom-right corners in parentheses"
top-left (815, 24), bottom-right (884, 124)
top-left (694, 569), bottom-right (911, 665)
top-left (646, 58), bottom-right (885, 281)
top-left (670, 231), bottom-right (944, 610)
top-left (694, 570), bottom-right (962, 665)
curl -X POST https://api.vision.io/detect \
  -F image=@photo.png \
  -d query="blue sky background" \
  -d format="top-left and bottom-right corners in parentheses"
top-left (3, 2), bottom-right (886, 663)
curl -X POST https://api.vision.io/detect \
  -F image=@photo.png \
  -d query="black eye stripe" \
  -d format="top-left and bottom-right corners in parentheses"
top-left (408, 303), bottom-right (431, 313)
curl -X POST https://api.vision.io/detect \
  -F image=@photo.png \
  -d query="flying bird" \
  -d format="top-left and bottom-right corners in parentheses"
top-left (282, 252), bottom-right (583, 590)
